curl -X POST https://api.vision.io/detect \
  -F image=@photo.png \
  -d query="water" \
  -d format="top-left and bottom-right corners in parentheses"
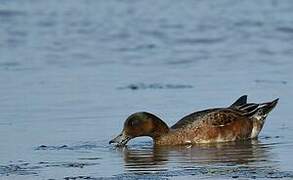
top-left (0, 0), bottom-right (293, 179)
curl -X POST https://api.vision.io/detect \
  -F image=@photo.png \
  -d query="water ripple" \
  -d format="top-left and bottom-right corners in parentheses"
top-left (175, 37), bottom-right (226, 45)
top-left (118, 83), bottom-right (193, 90)
top-left (0, 9), bottom-right (26, 18)
top-left (276, 26), bottom-right (293, 34)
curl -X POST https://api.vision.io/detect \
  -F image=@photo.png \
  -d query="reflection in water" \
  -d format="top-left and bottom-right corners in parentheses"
top-left (120, 143), bottom-right (169, 172)
top-left (119, 140), bottom-right (275, 173)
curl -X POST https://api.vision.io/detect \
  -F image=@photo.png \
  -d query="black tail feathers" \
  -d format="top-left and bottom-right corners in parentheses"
top-left (230, 95), bottom-right (279, 119)
top-left (230, 95), bottom-right (248, 107)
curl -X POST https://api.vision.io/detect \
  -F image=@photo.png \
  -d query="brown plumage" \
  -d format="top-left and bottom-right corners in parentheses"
top-left (109, 95), bottom-right (278, 146)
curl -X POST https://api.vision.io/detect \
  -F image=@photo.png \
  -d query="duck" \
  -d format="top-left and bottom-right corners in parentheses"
top-left (109, 95), bottom-right (278, 146)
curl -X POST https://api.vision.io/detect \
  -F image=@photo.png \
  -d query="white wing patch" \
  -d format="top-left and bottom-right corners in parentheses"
top-left (185, 140), bottom-right (192, 144)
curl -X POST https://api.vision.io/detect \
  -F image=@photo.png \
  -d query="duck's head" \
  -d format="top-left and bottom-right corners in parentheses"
top-left (109, 112), bottom-right (169, 146)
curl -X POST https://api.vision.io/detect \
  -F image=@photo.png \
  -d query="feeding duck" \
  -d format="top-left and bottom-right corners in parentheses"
top-left (109, 95), bottom-right (278, 146)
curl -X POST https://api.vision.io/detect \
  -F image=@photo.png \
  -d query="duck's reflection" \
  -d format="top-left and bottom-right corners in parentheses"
top-left (118, 140), bottom-right (275, 172)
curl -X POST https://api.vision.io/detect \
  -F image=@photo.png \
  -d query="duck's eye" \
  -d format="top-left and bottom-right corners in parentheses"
top-left (130, 119), bottom-right (140, 127)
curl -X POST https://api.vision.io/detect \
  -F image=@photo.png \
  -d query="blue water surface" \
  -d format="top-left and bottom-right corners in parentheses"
top-left (0, 0), bottom-right (293, 179)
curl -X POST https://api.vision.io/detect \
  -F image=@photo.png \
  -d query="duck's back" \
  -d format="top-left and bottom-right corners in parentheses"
top-left (171, 108), bottom-right (221, 129)
top-left (171, 96), bottom-right (250, 130)
top-left (171, 108), bottom-right (252, 130)
top-left (171, 95), bottom-right (262, 130)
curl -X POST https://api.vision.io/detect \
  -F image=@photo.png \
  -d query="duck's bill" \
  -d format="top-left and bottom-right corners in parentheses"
top-left (109, 133), bottom-right (131, 147)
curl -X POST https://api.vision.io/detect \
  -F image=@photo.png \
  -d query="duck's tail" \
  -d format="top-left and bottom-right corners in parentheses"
top-left (247, 98), bottom-right (279, 139)
top-left (231, 95), bottom-right (278, 139)
top-left (230, 95), bottom-right (279, 119)
top-left (251, 98), bottom-right (279, 120)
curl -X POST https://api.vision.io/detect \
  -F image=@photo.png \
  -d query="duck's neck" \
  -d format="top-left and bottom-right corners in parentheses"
top-left (141, 112), bottom-right (169, 138)
top-left (149, 118), bottom-right (170, 139)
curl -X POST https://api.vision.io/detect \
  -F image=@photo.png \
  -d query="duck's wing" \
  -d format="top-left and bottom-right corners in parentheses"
top-left (205, 99), bottom-right (278, 127)
top-left (171, 96), bottom-right (277, 129)
top-left (171, 108), bottom-right (220, 129)
top-left (172, 108), bottom-right (251, 129)
top-left (203, 109), bottom-right (249, 127)
top-left (171, 95), bottom-right (249, 129)
top-left (229, 95), bottom-right (260, 111)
